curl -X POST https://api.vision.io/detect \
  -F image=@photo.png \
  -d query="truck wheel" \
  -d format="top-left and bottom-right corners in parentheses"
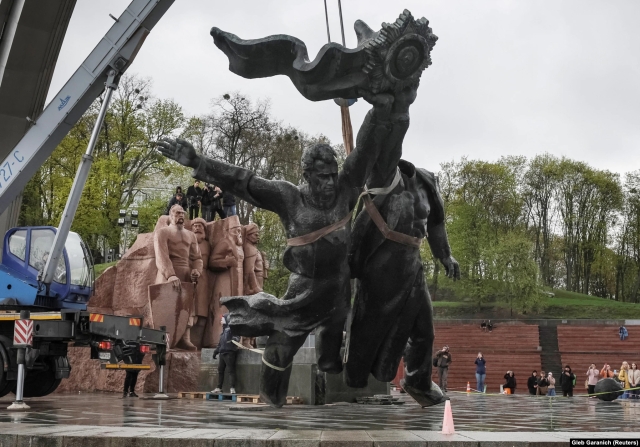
top-left (22, 356), bottom-right (63, 398)
top-left (0, 356), bottom-right (14, 397)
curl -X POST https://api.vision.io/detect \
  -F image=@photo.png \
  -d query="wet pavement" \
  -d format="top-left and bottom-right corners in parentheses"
top-left (0, 391), bottom-right (638, 432)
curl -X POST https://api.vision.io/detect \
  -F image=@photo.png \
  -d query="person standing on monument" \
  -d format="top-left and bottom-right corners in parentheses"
top-left (187, 180), bottom-right (203, 220)
top-left (153, 204), bottom-right (203, 350)
top-left (157, 89), bottom-right (396, 408)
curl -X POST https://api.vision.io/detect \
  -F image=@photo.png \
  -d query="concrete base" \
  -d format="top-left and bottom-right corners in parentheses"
top-left (200, 347), bottom-right (389, 404)
top-left (5, 401), bottom-right (30, 411)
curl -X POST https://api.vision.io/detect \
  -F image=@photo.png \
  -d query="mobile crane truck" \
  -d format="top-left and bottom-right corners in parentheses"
top-left (0, 0), bottom-right (176, 409)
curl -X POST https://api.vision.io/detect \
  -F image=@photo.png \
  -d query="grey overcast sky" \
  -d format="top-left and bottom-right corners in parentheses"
top-left (47, 0), bottom-right (640, 176)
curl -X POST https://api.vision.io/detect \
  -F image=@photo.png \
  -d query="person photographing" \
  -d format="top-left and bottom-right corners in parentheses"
top-left (435, 346), bottom-right (452, 392)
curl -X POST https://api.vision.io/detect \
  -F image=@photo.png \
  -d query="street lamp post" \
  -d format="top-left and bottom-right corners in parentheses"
top-left (117, 209), bottom-right (139, 255)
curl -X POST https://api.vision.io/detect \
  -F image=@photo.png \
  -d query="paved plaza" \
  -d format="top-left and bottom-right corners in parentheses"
top-left (0, 391), bottom-right (638, 432)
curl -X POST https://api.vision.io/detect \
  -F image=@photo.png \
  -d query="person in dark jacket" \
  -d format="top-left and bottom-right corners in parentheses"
top-left (475, 352), bottom-right (486, 393)
top-left (527, 370), bottom-right (538, 395)
top-left (122, 342), bottom-right (145, 398)
top-left (503, 371), bottom-right (516, 394)
top-left (435, 346), bottom-right (452, 392)
top-left (200, 184), bottom-right (213, 222)
top-left (211, 314), bottom-right (240, 394)
top-left (187, 180), bottom-right (203, 220)
top-left (537, 370), bottom-right (549, 395)
top-left (559, 365), bottom-right (576, 397)
top-left (222, 191), bottom-right (236, 217)
top-left (209, 185), bottom-right (226, 221)
top-left (502, 371), bottom-right (517, 394)
top-left (165, 190), bottom-right (188, 214)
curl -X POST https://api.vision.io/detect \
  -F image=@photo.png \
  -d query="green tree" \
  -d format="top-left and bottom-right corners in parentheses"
top-left (19, 74), bottom-right (185, 256)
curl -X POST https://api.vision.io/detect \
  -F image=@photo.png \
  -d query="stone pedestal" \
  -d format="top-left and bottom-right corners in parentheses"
top-left (56, 345), bottom-right (388, 403)
top-left (55, 347), bottom-right (201, 395)
top-left (199, 347), bottom-right (389, 404)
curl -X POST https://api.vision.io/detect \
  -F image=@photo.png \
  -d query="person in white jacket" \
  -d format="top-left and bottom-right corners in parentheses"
top-left (586, 364), bottom-right (600, 397)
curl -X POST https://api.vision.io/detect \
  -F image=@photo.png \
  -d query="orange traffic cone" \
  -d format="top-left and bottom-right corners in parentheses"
top-left (466, 382), bottom-right (471, 393)
top-left (441, 400), bottom-right (455, 434)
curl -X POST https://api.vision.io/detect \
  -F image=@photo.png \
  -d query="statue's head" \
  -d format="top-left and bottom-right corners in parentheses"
top-left (169, 204), bottom-right (186, 227)
top-left (191, 218), bottom-right (207, 242)
top-left (229, 224), bottom-right (242, 246)
top-left (244, 223), bottom-right (260, 245)
top-left (301, 143), bottom-right (339, 204)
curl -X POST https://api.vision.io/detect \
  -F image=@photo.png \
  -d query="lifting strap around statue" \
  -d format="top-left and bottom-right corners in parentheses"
top-left (360, 169), bottom-right (424, 248)
top-left (285, 169), bottom-right (423, 248)
top-left (286, 212), bottom-right (352, 247)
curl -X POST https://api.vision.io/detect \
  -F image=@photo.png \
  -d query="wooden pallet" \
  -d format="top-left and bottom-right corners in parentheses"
top-left (206, 393), bottom-right (237, 402)
top-left (178, 392), bottom-right (207, 400)
top-left (286, 396), bottom-right (304, 405)
top-left (236, 394), bottom-right (261, 404)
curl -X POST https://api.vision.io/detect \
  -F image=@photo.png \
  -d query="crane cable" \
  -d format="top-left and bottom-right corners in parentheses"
top-left (324, 0), bottom-right (354, 155)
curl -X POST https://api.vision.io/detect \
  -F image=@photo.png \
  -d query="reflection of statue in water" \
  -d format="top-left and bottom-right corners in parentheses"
top-left (208, 216), bottom-right (244, 347)
top-left (242, 223), bottom-right (265, 295)
top-left (190, 218), bottom-right (217, 348)
top-left (153, 205), bottom-right (202, 350)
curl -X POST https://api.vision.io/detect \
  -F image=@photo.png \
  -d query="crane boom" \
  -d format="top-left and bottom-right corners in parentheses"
top-left (0, 0), bottom-right (174, 214)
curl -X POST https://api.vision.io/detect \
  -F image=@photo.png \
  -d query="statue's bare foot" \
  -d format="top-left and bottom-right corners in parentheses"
top-left (400, 379), bottom-right (449, 407)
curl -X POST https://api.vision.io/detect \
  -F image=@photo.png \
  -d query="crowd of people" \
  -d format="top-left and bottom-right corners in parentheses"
top-left (433, 344), bottom-right (639, 398)
top-left (500, 363), bottom-right (640, 397)
top-left (165, 182), bottom-right (236, 222)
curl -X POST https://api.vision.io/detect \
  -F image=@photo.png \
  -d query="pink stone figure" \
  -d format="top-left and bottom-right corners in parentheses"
top-left (209, 215), bottom-right (244, 346)
top-left (242, 223), bottom-right (265, 295)
top-left (153, 204), bottom-right (203, 350)
top-left (190, 217), bottom-right (217, 349)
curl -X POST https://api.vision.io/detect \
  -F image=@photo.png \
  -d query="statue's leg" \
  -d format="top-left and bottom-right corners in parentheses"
top-left (400, 281), bottom-right (448, 407)
top-left (345, 269), bottom-right (407, 388)
top-left (344, 280), bottom-right (382, 388)
top-left (315, 311), bottom-right (347, 374)
top-left (260, 331), bottom-right (308, 408)
top-left (370, 272), bottom-right (424, 382)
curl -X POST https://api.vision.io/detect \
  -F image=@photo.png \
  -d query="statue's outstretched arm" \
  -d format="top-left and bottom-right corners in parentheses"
top-left (157, 138), bottom-right (292, 215)
top-left (341, 91), bottom-right (394, 190)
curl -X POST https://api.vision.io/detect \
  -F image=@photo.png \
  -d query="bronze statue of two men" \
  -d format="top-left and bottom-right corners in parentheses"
top-left (157, 10), bottom-right (459, 408)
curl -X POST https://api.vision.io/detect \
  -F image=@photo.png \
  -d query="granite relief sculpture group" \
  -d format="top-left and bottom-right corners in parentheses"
top-left (94, 9), bottom-right (459, 410)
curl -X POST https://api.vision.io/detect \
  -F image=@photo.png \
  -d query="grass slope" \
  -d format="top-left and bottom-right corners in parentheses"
top-left (433, 288), bottom-right (640, 320)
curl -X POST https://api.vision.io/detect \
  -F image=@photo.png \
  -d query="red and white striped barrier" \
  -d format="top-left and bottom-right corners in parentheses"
top-left (13, 319), bottom-right (33, 347)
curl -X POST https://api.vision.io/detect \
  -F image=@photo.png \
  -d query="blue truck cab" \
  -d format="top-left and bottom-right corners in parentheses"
top-left (0, 226), bottom-right (94, 310)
